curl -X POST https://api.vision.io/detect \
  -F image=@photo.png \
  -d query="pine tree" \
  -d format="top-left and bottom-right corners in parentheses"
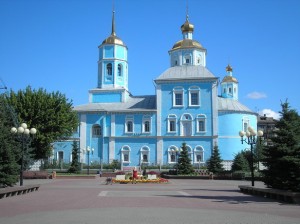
top-left (68, 141), bottom-right (80, 173)
top-left (0, 95), bottom-right (19, 187)
top-left (262, 101), bottom-right (300, 191)
top-left (231, 151), bottom-right (250, 172)
top-left (177, 142), bottom-right (194, 175)
top-left (207, 145), bottom-right (224, 174)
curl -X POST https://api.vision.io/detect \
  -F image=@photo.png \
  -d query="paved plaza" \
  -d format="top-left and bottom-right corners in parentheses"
top-left (0, 177), bottom-right (299, 224)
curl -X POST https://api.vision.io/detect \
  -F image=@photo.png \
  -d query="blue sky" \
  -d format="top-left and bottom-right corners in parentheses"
top-left (1, 0), bottom-right (300, 119)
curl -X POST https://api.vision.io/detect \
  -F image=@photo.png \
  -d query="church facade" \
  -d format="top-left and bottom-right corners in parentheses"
top-left (52, 12), bottom-right (257, 170)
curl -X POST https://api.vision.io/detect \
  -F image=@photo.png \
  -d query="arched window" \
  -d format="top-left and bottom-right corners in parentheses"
top-left (184, 54), bottom-right (191, 64)
top-left (189, 86), bottom-right (200, 106)
top-left (106, 63), bottom-right (112, 76)
top-left (125, 115), bottom-right (134, 133)
top-left (118, 64), bottom-right (122, 76)
top-left (121, 145), bottom-right (131, 163)
top-left (126, 121), bottom-right (133, 133)
top-left (167, 114), bottom-right (177, 133)
top-left (92, 124), bottom-right (101, 137)
top-left (168, 145), bottom-right (179, 163)
top-left (242, 117), bottom-right (250, 132)
top-left (140, 146), bottom-right (150, 163)
top-left (194, 146), bottom-right (204, 164)
top-left (142, 115), bottom-right (151, 133)
top-left (196, 114), bottom-right (206, 133)
top-left (181, 114), bottom-right (193, 136)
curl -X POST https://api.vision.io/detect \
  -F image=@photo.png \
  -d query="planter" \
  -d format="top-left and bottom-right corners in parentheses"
top-left (147, 174), bottom-right (157, 180)
top-left (115, 175), bottom-right (126, 180)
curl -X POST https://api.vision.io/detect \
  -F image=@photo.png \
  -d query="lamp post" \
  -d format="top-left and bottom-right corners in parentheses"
top-left (239, 127), bottom-right (263, 186)
top-left (86, 146), bottom-right (94, 175)
top-left (11, 123), bottom-right (37, 186)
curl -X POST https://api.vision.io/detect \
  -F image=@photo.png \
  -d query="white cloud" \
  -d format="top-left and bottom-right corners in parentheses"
top-left (246, 91), bottom-right (267, 99)
top-left (259, 109), bottom-right (281, 120)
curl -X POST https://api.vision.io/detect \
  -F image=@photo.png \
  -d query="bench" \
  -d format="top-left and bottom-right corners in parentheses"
top-left (239, 185), bottom-right (300, 204)
top-left (0, 185), bottom-right (40, 199)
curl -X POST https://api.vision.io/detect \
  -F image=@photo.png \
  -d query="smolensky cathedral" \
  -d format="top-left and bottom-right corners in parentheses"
top-left (52, 9), bottom-right (257, 171)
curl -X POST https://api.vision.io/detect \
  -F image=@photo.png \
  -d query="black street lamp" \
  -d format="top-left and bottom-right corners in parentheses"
top-left (86, 146), bottom-right (94, 175)
top-left (11, 123), bottom-right (37, 186)
top-left (239, 127), bottom-right (263, 186)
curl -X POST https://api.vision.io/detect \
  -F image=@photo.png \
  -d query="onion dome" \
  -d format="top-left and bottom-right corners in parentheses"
top-left (181, 19), bottom-right (194, 33)
top-left (226, 64), bottom-right (233, 72)
top-left (99, 11), bottom-right (126, 47)
top-left (221, 64), bottom-right (238, 83)
top-left (171, 39), bottom-right (204, 51)
top-left (170, 16), bottom-right (205, 51)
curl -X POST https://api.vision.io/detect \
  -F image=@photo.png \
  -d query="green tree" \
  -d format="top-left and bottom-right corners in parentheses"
top-left (0, 95), bottom-right (19, 187)
top-left (207, 145), bottom-right (224, 174)
top-left (6, 86), bottom-right (79, 160)
top-left (177, 142), bottom-right (194, 175)
top-left (231, 151), bottom-right (250, 172)
top-left (262, 101), bottom-right (300, 192)
top-left (68, 141), bottom-right (80, 173)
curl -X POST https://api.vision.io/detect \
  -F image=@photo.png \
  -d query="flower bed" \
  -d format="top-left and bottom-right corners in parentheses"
top-left (112, 178), bottom-right (168, 184)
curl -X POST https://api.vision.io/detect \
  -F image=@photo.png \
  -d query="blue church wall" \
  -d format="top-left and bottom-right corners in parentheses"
top-left (218, 137), bottom-right (244, 160)
top-left (114, 137), bottom-right (157, 166)
top-left (101, 137), bottom-right (110, 164)
top-left (159, 82), bottom-right (214, 136)
top-left (104, 46), bottom-right (114, 58)
top-left (92, 92), bottom-right (122, 103)
top-left (161, 138), bottom-right (212, 165)
top-left (114, 113), bottom-right (157, 137)
top-left (218, 112), bottom-right (258, 160)
top-left (52, 140), bottom-right (77, 164)
top-left (115, 45), bottom-right (126, 59)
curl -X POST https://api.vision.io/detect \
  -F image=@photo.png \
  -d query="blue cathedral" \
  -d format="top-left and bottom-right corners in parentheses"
top-left (52, 11), bottom-right (257, 170)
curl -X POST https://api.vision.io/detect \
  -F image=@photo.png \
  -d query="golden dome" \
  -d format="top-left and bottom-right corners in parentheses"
top-left (101, 34), bottom-right (126, 46)
top-left (99, 10), bottom-right (127, 48)
top-left (181, 20), bottom-right (194, 33)
top-left (226, 64), bottom-right (233, 72)
top-left (170, 39), bottom-right (204, 51)
top-left (221, 76), bottom-right (238, 83)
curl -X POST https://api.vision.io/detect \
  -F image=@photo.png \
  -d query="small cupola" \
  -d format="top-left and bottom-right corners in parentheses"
top-left (221, 64), bottom-right (239, 100)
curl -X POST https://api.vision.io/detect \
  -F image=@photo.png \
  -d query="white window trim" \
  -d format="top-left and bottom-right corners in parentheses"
top-left (194, 146), bottom-right (205, 164)
top-left (167, 114), bottom-right (177, 133)
top-left (125, 115), bottom-right (134, 134)
top-left (168, 145), bottom-right (179, 164)
top-left (196, 114), bottom-right (207, 133)
top-left (140, 146), bottom-right (150, 164)
top-left (184, 54), bottom-right (191, 65)
top-left (121, 145), bottom-right (131, 163)
top-left (142, 115), bottom-right (151, 133)
top-left (173, 87), bottom-right (184, 107)
top-left (92, 124), bottom-right (101, 137)
top-left (242, 117), bottom-right (250, 132)
top-left (188, 86), bottom-right (200, 107)
top-left (180, 113), bottom-right (193, 136)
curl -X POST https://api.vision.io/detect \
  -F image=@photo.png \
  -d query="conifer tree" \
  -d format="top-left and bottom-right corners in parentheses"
top-left (231, 151), bottom-right (250, 172)
top-left (177, 142), bottom-right (194, 175)
top-left (68, 141), bottom-right (80, 173)
top-left (207, 145), bottom-right (224, 174)
top-left (262, 101), bottom-right (300, 191)
top-left (0, 96), bottom-right (19, 187)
